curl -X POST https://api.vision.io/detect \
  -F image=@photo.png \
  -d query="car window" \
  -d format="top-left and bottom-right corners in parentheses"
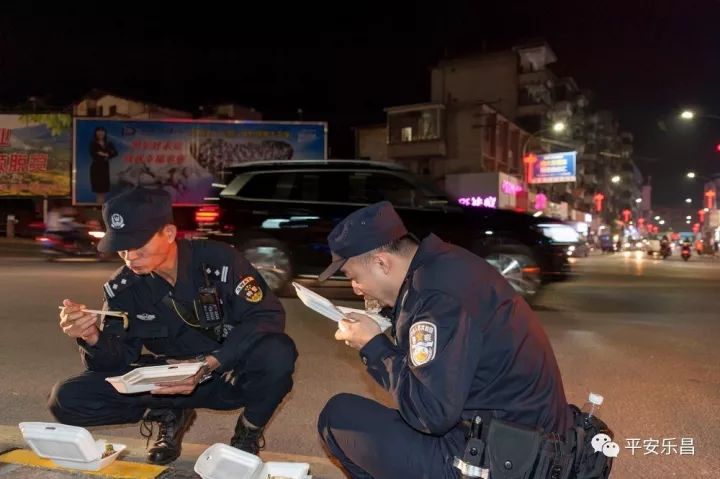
top-left (285, 172), bottom-right (351, 203)
top-left (236, 169), bottom-right (426, 207)
top-left (360, 172), bottom-right (420, 207)
top-left (238, 172), bottom-right (296, 200)
top-left (301, 171), bottom-right (424, 207)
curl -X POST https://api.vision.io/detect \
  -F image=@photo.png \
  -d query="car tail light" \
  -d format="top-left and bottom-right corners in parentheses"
top-left (195, 206), bottom-right (220, 224)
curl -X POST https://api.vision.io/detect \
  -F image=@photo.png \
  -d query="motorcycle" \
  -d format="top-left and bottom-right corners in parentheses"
top-left (37, 228), bottom-right (107, 261)
top-left (681, 244), bottom-right (692, 262)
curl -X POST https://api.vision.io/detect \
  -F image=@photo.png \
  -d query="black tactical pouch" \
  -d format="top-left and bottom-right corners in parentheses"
top-left (484, 419), bottom-right (579, 479)
top-left (532, 433), bottom-right (575, 479)
top-left (569, 405), bottom-right (614, 479)
top-left (485, 419), bottom-right (542, 479)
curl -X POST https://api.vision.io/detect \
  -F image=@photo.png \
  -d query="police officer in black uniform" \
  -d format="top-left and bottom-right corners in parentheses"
top-left (50, 187), bottom-right (297, 465)
top-left (316, 201), bottom-right (573, 479)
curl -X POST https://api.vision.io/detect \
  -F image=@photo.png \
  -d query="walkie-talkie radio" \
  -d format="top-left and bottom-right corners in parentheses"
top-left (193, 264), bottom-right (223, 329)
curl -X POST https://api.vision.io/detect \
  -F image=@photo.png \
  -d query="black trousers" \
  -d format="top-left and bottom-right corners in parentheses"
top-left (318, 393), bottom-right (465, 479)
top-left (49, 333), bottom-right (297, 430)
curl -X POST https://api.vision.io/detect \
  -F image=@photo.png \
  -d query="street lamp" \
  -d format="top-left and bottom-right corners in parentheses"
top-left (654, 215), bottom-right (661, 221)
top-left (611, 175), bottom-right (621, 184)
top-left (635, 198), bottom-right (642, 204)
top-left (686, 215), bottom-right (692, 220)
top-left (659, 220), bottom-right (666, 225)
top-left (686, 171), bottom-right (696, 179)
top-left (552, 121), bottom-right (566, 133)
top-left (678, 109), bottom-right (720, 121)
top-left (521, 121), bottom-right (569, 157)
top-left (685, 198), bottom-right (693, 204)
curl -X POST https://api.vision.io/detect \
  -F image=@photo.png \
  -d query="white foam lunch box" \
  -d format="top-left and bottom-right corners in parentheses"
top-left (19, 422), bottom-right (126, 471)
top-left (195, 443), bottom-right (311, 479)
top-left (106, 362), bottom-right (204, 394)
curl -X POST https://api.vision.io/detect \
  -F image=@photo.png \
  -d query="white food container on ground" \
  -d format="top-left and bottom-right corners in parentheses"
top-left (195, 443), bottom-right (311, 479)
top-left (19, 422), bottom-right (126, 471)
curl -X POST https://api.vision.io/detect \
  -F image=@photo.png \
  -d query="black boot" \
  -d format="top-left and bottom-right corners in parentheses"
top-left (141, 408), bottom-right (196, 465)
top-left (230, 416), bottom-right (265, 455)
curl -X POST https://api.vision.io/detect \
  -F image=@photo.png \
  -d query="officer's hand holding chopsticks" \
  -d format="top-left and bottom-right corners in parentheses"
top-left (335, 312), bottom-right (381, 350)
top-left (59, 299), bottom-right (100, 346)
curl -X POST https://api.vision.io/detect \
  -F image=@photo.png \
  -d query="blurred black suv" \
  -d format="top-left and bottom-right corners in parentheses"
top-left (205, 160), bottom-right (575, 299)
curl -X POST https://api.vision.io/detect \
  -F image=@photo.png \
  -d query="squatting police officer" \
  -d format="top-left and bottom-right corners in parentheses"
top-left (317, 201), bottom-right (573, 479)
top-left (50, 187), bottom-right (297, 465)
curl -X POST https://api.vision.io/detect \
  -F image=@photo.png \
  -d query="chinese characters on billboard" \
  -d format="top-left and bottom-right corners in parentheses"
top-left (73, 119), bottom-right (327, 205)
top-left (527, 151), bottom-right (577, 184)
top-left (0, 114), bottom-right (72, 196)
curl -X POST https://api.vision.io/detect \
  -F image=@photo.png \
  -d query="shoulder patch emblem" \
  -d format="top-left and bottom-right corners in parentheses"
top-left (235, 276), bottom-right (263, 303)
top-left (409, 321), bottom-right (437, 367)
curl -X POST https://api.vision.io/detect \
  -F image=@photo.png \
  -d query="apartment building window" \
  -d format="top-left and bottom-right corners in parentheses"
top-left (97, 106), bottom-right (104, 117)
top-left (387, 106), bottom-right (444, 144)
top-left (109, 105), bottom-right (117, 116)
top-left (401, 127), bottom-right (413, 143)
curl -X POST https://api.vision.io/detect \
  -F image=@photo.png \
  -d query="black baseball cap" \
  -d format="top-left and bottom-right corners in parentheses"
top-left (97, 187), bottom-right (174, 253)
top-left (318, 201), bottom-right (408, 281)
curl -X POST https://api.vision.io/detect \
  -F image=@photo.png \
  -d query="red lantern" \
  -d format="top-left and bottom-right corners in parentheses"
top-left (699, 209), bottom-right (706, 223)
top-left (705, 189), bottom-right (717, 210)
top-left (523, 154), bottom-right (538, 183)
top-left (622, 209), bottom-right (632, 223)
top-left (593, 193), bottom-right (605, 212)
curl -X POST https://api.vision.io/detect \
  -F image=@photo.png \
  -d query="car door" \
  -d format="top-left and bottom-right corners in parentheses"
top-left (274, 170), bottom-right (360, 275)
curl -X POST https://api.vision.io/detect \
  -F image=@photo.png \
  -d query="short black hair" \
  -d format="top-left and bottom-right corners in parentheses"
top-left (361, 234), bottom-right (418, 263)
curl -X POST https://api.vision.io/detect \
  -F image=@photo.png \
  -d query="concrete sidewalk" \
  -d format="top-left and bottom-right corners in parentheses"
top-left (0, 237), bottom-right (40, 257)
top-left (0, 425), bottom-right (344, 479)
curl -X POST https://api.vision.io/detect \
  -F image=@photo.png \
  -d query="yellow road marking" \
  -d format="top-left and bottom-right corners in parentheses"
top-left (0, 449), bottom-right (167, 479)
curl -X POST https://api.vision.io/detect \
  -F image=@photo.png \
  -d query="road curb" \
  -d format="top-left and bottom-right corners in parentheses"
top-left (0, 425), bottom-right (344, 478)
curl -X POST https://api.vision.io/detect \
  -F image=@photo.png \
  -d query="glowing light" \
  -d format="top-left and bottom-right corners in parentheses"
top-left (458, 196), bottom-right (498, 208)
top-left (552, 121), bottom-right (566, 133)
top-left (501, 180), bottom-right (523, 195)
top-left (535, 193), bottom-right (548, 210)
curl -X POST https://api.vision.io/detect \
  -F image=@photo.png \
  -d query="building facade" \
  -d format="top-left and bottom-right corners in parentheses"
top-left (356, 41), bottom-right (643, 229)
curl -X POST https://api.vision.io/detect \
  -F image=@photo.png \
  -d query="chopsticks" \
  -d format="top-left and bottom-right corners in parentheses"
top-left (58, 307), bottom-right (129, 329)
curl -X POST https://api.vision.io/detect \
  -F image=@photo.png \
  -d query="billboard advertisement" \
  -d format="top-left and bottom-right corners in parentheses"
top-left (0, 114), bottom-right (72, 197)
top-left (527, 151), bottom-right (577, 184)
top-left (73, 118), bottom-right (327, 205)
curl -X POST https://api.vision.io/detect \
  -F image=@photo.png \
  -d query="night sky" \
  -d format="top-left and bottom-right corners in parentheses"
top-left (1, 1), bottom-right (719, 209)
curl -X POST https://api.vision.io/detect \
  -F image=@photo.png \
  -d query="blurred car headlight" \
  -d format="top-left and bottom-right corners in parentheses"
top-left (88, 231), bottom-right (105, 239)
top-left (536, 224), bottom-right (580, 243)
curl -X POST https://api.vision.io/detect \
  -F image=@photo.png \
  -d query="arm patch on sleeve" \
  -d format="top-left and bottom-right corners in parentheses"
top-left (235, 276), bottom-right (263, 303)
top-left (409, 321), bottom-right (437, 367)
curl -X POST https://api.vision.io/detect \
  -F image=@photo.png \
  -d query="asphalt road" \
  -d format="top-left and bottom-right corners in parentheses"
top-left (0, 251), bottom-right (718, 478)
